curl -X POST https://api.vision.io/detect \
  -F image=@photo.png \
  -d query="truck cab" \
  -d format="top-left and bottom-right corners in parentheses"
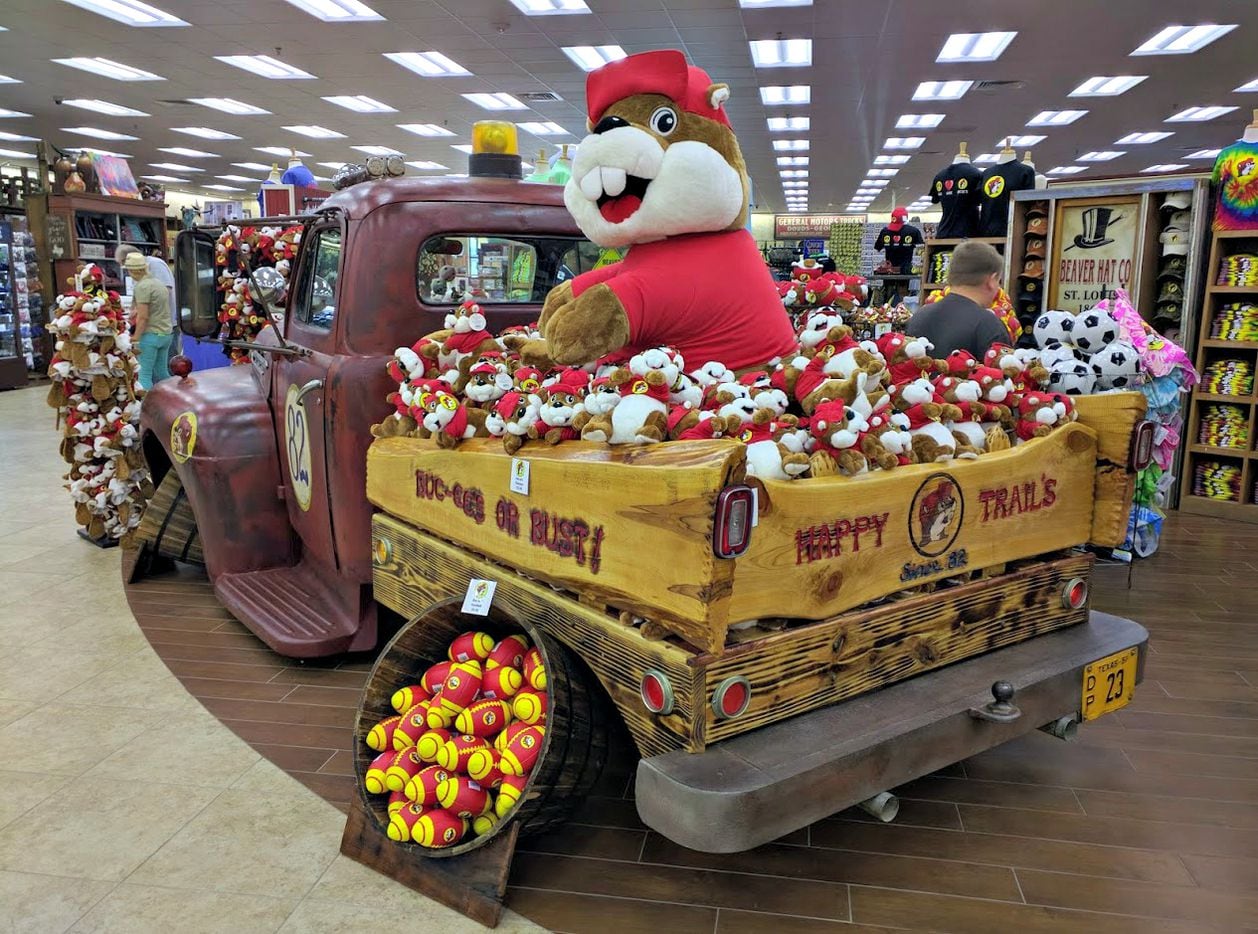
top-left (139, 175), bottom-right (592, 657)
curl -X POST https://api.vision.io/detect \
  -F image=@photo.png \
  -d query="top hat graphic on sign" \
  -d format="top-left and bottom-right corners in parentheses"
top-left (1067, 207), bottom-right (1122, 251)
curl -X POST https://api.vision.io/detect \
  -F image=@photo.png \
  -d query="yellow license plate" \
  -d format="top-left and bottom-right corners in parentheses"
top-left (1080, 647), bottom-right (1138, 721)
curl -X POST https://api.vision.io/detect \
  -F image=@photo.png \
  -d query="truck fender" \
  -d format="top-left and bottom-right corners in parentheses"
top-left (140, 365), bottom-right (296, 578)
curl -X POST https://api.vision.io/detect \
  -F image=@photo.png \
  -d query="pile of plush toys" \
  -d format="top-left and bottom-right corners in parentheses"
top-left (213, 223), bottom-right (301, 363)
top-left (362, 629), bottom-right (548, 850)
top-left (44, 265), bottom-right (153, 543)
top-left (372, 294), bottom-right (1121, 481)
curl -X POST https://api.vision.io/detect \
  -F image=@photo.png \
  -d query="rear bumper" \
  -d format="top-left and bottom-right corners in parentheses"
top-left (635, 610), bottom-right (1147, 853)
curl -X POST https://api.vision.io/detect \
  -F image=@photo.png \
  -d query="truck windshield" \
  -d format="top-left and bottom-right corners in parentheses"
top-left (418, 234), bottom-right (623, 305)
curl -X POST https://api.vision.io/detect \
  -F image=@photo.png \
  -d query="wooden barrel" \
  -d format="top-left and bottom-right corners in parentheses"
top-left (353, 597), bottom-right (610, 858)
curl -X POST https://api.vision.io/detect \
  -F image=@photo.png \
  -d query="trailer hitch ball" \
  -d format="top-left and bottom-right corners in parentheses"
top-left (968, 680), bottom-right (1022, 723)
top-left (857, 792), bottom-right (900, 823)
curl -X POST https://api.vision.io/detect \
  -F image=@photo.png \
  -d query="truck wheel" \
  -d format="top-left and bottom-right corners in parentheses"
top-left (353, 597), bottom-right (610, 857)
top-left (132, 470), bottom-right (203, 565)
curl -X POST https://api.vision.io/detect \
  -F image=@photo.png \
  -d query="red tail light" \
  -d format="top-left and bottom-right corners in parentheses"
top-left (640, 669), bottom-right (675, 715)
top-left (1129, 420), bottom-right (1154, 471)
top-left (711, 676), bottom-right (751, 720)
top-left (1062, 577), bottom-right (1088, 609)
top-left (713, 485), bottom-right (755, 559)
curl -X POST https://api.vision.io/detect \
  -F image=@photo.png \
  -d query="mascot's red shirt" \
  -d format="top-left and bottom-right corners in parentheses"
top-left (570, 229), bottom-right (797, 371)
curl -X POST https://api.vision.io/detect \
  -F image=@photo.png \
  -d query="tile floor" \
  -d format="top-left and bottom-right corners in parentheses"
top-left (0, 385), bottom-right (543, 933)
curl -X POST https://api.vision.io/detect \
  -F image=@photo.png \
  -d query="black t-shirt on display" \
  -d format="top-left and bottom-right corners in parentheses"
top-left (874, 223), bottom-right (922, 272)
top-left (930, 161), bottom-right (984, 239)
top-left (978, 160), bottom-right (1036, 237)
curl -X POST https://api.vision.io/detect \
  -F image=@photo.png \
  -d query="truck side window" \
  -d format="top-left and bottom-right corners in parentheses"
top-left (418, 234), bottom-right (603, 306)
top-left (297, 228), bottom-right (341, 329)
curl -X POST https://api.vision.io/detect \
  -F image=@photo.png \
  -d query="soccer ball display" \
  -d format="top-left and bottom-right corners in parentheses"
top-left (1072, 309), bottom-right (1120, 353)
top-left (1039, 341), bottom-right (1084, 370)
top-left (1033, 310), bottom-right (1075, 349)
top-left (1048, 360), bottom-right (1097, 396)
top-left (1091, 340), bottom-right (1141, 390)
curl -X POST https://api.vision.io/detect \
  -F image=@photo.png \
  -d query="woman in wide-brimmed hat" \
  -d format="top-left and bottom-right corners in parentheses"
top-left (124, 250), bottom-right (173, 389)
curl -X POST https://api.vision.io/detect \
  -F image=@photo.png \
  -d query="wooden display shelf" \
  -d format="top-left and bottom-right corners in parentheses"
top-left (1179, 492), bottom-right (1258, 522)
top-left (917, 237), bottom-right (1006, 303)
top-left (1189, 443), bottom-right (1251, 457)
top-left (1207, 285), bottom-right (1258, 294)
top-left (1195, 392), bottom-right (1254, 404)
top-left (1201, 339), bottom-right (1258, 349)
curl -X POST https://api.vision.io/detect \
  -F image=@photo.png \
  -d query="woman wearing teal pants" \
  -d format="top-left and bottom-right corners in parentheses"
top-left (124, 251), bottom-right (174, 390)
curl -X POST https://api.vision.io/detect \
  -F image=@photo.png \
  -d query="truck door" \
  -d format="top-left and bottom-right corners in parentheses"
top-left (273, 221), bottom-right (343, 570)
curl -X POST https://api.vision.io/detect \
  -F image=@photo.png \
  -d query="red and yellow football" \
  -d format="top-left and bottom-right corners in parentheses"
top-left (448, 631), bottom-right (495, 664)
top-left (390, 683), bottom-right (430, 714)
top-left (486, 634), bottom-right (529, 670)
top-left (465, 746), bottom-right (504, 787)
top-left (436, 776), bottom-right (492, 818)
top-left (384, 746), bottom-right (425, 793)
top-left (414, 809), bottom-right (468, 848)
top-left (421, 660), bottom-right (454, 695)
top-left (436, 733), bottom-right (489, 773)
top-left (480, 665), bottom-right (523, 701)
top-left (365, 714), bottom-right (401, 752)
top-left (472, 812), bottom-right (500, 837)
top-left (494, 773), bottom-right (529, 817)
top-left (437, 661), bottom-right (483, 715)
top-left (388, 801), bottom-right (429, 842)
top-left (387, 789), bottom-right (409, 817)
top-left (499, 725), bottom-right (545, 777)
top-left (415, 727), bottom-right (452, 763)
top-left (393, 702), bottom-right (431, 749)
top-left (511, 689), bottom-right (548, 726)
top-left (364, 749), bottom-right (396, 794)
top-left (494, 721), bottom-right (533, 753)
top-left (454, 699), bottom-right (512, 737)
top-left (523, 647), bottom-right (547, 690)
top-left (404, 764), bottom-right (451, 806)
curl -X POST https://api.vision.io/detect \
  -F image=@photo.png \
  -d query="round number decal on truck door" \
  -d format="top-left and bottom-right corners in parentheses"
top-left (285, 384), bottom-right (314, 512)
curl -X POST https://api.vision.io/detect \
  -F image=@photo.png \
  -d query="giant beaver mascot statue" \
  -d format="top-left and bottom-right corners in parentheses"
top-left (530, 50), bottom-right (797, 372)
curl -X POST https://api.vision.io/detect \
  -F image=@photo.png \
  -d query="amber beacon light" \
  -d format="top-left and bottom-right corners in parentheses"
top-left (469, 120), bottom-right (523, 179)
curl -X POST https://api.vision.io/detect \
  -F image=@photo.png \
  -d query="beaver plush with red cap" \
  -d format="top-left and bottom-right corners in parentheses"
top-left (527, 50), bottom-right (796, 372)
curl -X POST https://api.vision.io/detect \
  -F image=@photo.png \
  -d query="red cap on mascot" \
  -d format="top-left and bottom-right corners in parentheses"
top-left (586, 50), bottom-right (730, 128)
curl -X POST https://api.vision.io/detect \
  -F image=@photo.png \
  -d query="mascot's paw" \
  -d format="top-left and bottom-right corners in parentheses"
top-left (581, 417), bottom-right (612, 443)
top-left (782, 451), bottom-right (811, 478)
top-left (538, 280), bottom-right (574, 331)
top-left (809, 451), bottom-right (838, 477)
top-left (985, 426), bottom-right (1012, 451)
top-left (518, 339), bottom-right (556, 370)
top-left (541, 283), bottom-right (631, 366)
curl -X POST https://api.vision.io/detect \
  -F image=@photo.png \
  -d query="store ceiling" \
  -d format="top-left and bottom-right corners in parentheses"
top-left (0, 0), bottom-right (1256, 218)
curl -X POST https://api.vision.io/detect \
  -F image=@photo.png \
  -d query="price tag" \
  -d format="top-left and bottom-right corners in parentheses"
top-left (509, 458), bottom-right (530, 495)
top-left (462, 579), bottom-right (497, 616)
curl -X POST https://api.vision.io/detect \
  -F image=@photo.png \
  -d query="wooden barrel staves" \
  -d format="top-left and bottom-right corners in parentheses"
top-left (353, 597), bottom-right (610, 858)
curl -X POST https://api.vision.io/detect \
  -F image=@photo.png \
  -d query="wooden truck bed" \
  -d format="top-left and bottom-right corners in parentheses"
top-left (366, 390), bottom-right (1145, 756)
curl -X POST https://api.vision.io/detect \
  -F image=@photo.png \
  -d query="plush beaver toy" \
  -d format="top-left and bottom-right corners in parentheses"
top-left (528, 50), bottom-right (797, 372)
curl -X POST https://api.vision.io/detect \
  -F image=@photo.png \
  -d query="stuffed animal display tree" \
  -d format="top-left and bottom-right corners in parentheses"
top-left (214, 224), bottom-right (301, 363)
top-left (362, 629), bottom-right (548, 849)
top-left (45, 265), bottom-right (153, 544)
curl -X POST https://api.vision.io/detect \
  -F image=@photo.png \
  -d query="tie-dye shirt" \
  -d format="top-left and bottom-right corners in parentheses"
top-left (1212, 141), bottom-right (1258, 230)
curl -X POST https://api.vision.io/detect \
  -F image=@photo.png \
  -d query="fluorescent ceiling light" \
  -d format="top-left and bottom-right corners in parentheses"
top-left (215, 174), bottom-right (257, 182)
top-left (861, 179), bottom-right (888, 188)
top-left (255, 146), bottom-right (311, 157)
top-left (912, 80), bottom-right (972, 101)
top-left (1132, 24), bottom-right (1236, 56)
top-left (158, 147), bottom-right (217, 157)
top-left (1236, 79), bottom-right (1258, 93)
top-left (1116, 131), bottom-right (1173, 144)
top-left (62, 98), bottom-right (149, 116)
top-left (896, 113), bottom-right (944, 129)
top-left (61, 126), bottom-right (138, 140)
top-left (760, 85), bottom-right (810, 105)
top-left (61, 0), bottom-right (186, 26)
top-left (1143, 164), bottom-right (1189, 173)
top-left (352, 145), bottom-right (403, 155)
top-left (772, 139), bottom-right (809, 151)
top-left (973, 153), bottom-right (999, 164)
top-left (509, 0), bottom-right (590, 13)
top-left (0, 148), bottom-right (34, 159)
top-left (445, 172), bottom-right (468, 178)
top-left (451, 144), bottom-right (474, 154)
top-left (1078, 150), bottom-right (1124, 161)
top-left (215, 55), bottom-right (314, 79)
top-left (874, 154), bottom-right (911, 165)
top-left (767, 117), bottom-right (810, 132)
top-left (1047, 165), bottom-right (1086, 175)
top-left (1005, 134), bottom-right (1046, 147)
top-left (323, 95), bottom-right (395, 113)
top-left (0, 75), bottom-right (19, 84)
top-left (866, 170), bottom-right (898, 179)
top-left (749, 38), bottom-right (812, 68)
top-left (0, 109), bottom-right (31, 119)
top-left (65, 147), bottom-right (129, 157)
top-left (561, 45), bottom-right (627, 71)
top-left (518, 121), bottom-right (568, 136)
top-left (398, 123), bottom-right (455, 137)
top-left (776, 156), bottom-right (808, 166)
top-left (0, 131), bottom-right (36, 142)
top-left (172, 126), bottom-right (240, 140)
top-left (189, 97), bottom-right (270, 115)
top-left (1028, 110), bottom-right (1087, 127)
top-left (233, 162), bottom-right (274, 171)
top-left (1166, 105), bottom-right (1237, 122)
top-left (884, 137), bottom-right (925, 150)
top-left (936, 31), bottom-right (1016, 63)
top-left (1187, 148), bottom-right (1222, 159)
top-left (856, 189), bottom-right (881, 196)
top-left (283, 125), bottom-right (346, 138)
top-left (780, 169), bottom-right (808, 178)
top-left (1070, 75), bottom-right (1146, 97)
top-left (406, 160), bottom-right (448, 170)
top-left (463, 92), bottom-right (527, 111)
top-left (150, 162), bottom-right (203, 171)
top-left (140, 174), bottom-right (186, 182)
top-left (53, 57), bottom-right (162, 80)
top-left (280, 0), bottom-right (382, 22)
top-left (741, 0), bottom-right (811, 6)
top-left (203, 183), bottom-right (244, 191)
top-left (384, 51), bottom-right (471, 77)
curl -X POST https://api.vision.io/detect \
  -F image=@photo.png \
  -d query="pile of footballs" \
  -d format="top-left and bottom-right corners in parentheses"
top-left (44, 265), bottom-right (153, 542)
top-left (213, 224), bottom-right (301, 363)
top-left (361, 630), bottom-right (548, 850)
top-left (370, 294), bottom-right (1135, 481)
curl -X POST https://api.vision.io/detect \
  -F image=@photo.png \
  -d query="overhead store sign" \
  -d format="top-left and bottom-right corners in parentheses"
top-left (774, 213), bottom-right (864, 239)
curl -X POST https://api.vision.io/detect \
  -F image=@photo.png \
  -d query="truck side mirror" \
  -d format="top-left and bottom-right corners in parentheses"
top-left (175, 229), bottom-right (220, 339)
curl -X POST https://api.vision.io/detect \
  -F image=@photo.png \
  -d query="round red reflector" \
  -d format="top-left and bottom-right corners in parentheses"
top-left (1062, 577), bottom-right (1088, 609)
top-left (711, 676), bottom-right (751, 720)
top-left (640, 670), bottom-right (674, 715)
